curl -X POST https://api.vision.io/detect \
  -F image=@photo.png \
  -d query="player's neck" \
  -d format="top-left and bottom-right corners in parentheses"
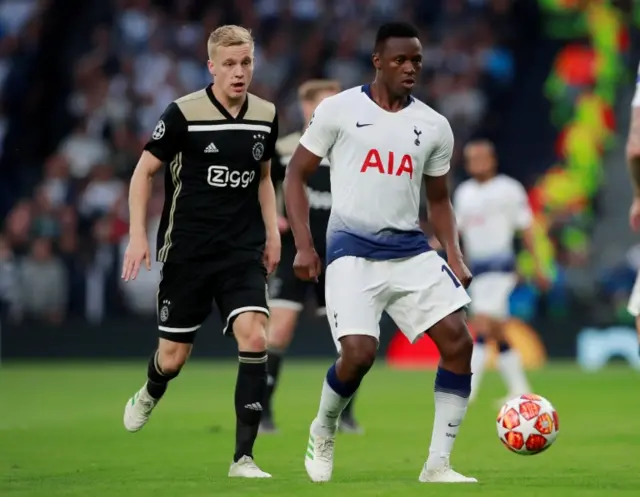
top-left (473, 174), bottom-right (496, 184)
top-left (370, 80), bottom-right (410, 112)
top-left (211, 84), bottom-right (247, 118)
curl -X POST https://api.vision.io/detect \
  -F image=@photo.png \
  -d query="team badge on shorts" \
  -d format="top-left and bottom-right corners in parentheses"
top-left (159, 304), bottom-right (170, 322)
top-left (252, 134), bottom-right (265, 160)
top-left (152, 120), bottom-right (165, 140)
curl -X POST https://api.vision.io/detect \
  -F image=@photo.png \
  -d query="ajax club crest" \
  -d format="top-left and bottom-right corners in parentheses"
top-left (252, 134), bottom-right (265, 161)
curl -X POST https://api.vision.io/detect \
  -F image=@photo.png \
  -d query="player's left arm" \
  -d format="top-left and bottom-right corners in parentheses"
top-left (627, 64), bottom-right (640, 230)
top-left (259, 111), bottom-right (281, 273)
top-left (423, 119), bottom-right (470, 287)
top-left (511, 182), bottom-right (549, 286)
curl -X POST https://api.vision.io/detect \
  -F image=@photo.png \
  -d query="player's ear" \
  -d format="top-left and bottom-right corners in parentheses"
top-left (372, 52), bottom-right (382, 71)
top-left (207, 59), bottom-right (215, 78)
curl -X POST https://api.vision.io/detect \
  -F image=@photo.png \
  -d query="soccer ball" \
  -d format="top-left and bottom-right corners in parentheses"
top-left (496, 393), bottom-right (559, 455)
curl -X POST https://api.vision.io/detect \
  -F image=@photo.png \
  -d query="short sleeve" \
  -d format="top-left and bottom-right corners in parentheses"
top-left (262, 110), bottom-right (279, 162)
top-left (511, 181), bottom-right (533, 230)
top-left (424, 118), bottom-right (454, 177)
top-left (633, 62), bottom-right (640, 107)
top-left (143, 102), bottom-right (186, 163)
top-left (298, 98), bottom-right (339, 158)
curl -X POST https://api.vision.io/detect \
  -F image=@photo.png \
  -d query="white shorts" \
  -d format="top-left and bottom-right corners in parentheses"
top-left (467, 271), bottom-right (517, 320)
top-left (325, 251), bottom-right (471, 345)
top-left (628, 272), bottom-right (640, 317)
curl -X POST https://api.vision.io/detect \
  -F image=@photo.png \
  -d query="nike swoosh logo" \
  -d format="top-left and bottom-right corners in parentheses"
top-left (356, 122), bottom-right (373, 127)
top-left (447, 423), bottom-right (460, 428)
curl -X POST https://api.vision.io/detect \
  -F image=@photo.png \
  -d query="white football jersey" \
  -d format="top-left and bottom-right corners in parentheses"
top-left (633, 61), bottom-right (640, 107)
top-left (299, 85), bottom-right (453, 265)
top-left (453, 174), bottom-right (532, 273)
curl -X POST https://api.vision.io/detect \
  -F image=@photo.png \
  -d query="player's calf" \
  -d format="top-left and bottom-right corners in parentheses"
top-left (422, 311), bottom-right (476, 481)
top-left (232, 312), bottom-right (270, 468)
top-left (261, 307), bottom-right (299, 433)
top-left (305, 336), bottom-right (375, 482)
top-left (123, 341), bottom-right (190, 432)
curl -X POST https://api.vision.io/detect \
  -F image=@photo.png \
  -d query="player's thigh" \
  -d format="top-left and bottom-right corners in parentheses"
top-left (268, 306), bottom-right (301, 349)
top-left (313, 265), bottom-right (327, 316)
top-left (628, 272), bottom-right (640, 319)
top-left (268, 242), bottom-right (308, 314)
top-left (468, 272), bottom-right (517, 321)
top-left (325, 256), bottom-right (386, 343)
top-left (214, 260), bottom-right (269, 347)
top-left (386, 251), bottom-right (471, 344)
top-left (157, 263), bottom-right (215, 344)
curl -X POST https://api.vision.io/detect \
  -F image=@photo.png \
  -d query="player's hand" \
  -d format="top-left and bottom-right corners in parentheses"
top-left (263, 233), bottom-right (281, 275)
top-left (277, 215), bottom-right (290, 233)
top-left (449, 256), bottom-right (473, 289)
top-left (630, 197), bottom-right (640, 231)
top-left (121, 232), bottom-right (151, 281)
top-left (293, 247), bottom-right (322, 282)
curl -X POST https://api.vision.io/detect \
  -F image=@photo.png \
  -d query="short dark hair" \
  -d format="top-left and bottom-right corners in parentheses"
top-left (374, 22), bottom-right (420, 52)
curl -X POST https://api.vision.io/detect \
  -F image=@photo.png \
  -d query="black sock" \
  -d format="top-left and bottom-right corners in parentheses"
top-left (342, 390), bottom-right (357, 418)
top-left (145, 351), bottom-right (179, 400)
top-left (234, 351), bottom-right (268, 462)
top-left (263, 349), bottom-right (283, 417)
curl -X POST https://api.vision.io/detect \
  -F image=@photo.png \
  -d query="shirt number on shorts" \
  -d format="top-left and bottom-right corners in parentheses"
top-left (441, 264), bottom-right (461, 288)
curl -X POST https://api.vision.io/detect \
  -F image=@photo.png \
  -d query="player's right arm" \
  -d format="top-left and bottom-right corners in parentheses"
top-left (627, 62), bottom-right (640, 231)
top-left (122, 102), bottom-right (186, 281)
top-left (284, 99), bottom-right (338, 280)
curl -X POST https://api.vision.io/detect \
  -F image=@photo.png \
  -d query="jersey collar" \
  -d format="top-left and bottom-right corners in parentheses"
top-left (206, 84), bottom-right (249, 120)
top-left (361, 84), bottom-right (414, 109)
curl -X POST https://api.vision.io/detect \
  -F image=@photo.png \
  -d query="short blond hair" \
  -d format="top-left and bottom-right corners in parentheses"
top-left (298, 79), bottom-right (341, 102)
top-left (207, 25), bottom-right (254, 59)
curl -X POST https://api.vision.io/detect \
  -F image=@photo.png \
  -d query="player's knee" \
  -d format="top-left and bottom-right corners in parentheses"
top-left (234, 312), bottom-right (268, 351)
top-left (157, 341), bottom-right (191, 374)
top-left (267, 308), bottom-right (298, 350)
top-left (438, 320), bottom-right (473, 363)
top-left (340, 336), bottom-right (377, 376)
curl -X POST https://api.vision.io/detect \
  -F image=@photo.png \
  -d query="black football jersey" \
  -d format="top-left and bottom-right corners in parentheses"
top-left (276, 131), bottom-right (331, 252)
top-left (143, 85), bottom-right (278, 263)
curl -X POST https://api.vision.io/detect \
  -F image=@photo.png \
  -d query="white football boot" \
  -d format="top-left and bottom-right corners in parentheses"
top-left (304, 419), bottom-right (335, 482)
top-left (228, 455), bottom-right (272, 478)
top-left (123, 383), bottom-right (158, 432)
top-left (419, 461), bottom-right (477, 483)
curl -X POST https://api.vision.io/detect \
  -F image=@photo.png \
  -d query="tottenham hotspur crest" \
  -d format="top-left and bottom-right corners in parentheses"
top-left (252, 134), bottom-right (265, 161)
top-left (414, 126), bottom-right (422, 146)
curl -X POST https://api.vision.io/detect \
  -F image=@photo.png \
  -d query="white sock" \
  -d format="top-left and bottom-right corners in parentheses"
top-left (497, 349), bottom-right (531, 395)
top-left (426, 391), bottom-right (469, 471)
top-left (313, 379), bottom-right (352, 437)
top-left (470, 343), bottom-right (487, 399)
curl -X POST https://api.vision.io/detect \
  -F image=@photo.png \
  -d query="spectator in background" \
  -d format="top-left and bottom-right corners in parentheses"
top-left (0, 0), bottom-right (527, 324)
top-left (18, 237), bottom-right (68, 324)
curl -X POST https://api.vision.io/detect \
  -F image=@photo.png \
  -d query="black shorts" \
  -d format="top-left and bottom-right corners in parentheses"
top-left (268, 242), bottom-right (326, 315)
top-left (157, 259), bottom-right (268, 343)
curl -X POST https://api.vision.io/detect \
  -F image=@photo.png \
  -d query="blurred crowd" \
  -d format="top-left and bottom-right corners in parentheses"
top-left (0, 0), bottom-right (527, 324)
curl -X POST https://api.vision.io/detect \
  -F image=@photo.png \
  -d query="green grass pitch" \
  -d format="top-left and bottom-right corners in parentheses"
top-left (1, 361), bottom-right (639, 496)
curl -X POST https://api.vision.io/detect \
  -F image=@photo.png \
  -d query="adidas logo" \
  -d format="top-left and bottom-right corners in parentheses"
top-left (204, 142), bottom-right (218, 153)
top-left (244, 402), bottom-right (263, 411)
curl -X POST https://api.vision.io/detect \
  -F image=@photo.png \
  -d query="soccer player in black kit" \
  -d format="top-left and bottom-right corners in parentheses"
top-left (120, 25), bottom-right (280, 479)
top-left (260, 80), bottom-right (363, 435)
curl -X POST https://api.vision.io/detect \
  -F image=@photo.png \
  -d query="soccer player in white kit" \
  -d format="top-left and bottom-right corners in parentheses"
top-left (284, 22), bottom-right (476, 484)
top-left (454, 140), bottom-right (548, 403)
top-left (626, 61), bottom-right (640, 352)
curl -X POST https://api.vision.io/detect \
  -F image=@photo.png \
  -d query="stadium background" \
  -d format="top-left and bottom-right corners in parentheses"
top-left (0, 0), bottom-right (638, 369)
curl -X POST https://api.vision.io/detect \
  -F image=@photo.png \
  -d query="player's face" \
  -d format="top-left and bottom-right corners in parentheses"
top-left (208, 44), bottom-right (254, 101)
top-left (375, 37), bottom-right (423, 97)
top-left (301, 90), bottom-right (339, 124)
top-left (464, 144), bottom-right (497, 179)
